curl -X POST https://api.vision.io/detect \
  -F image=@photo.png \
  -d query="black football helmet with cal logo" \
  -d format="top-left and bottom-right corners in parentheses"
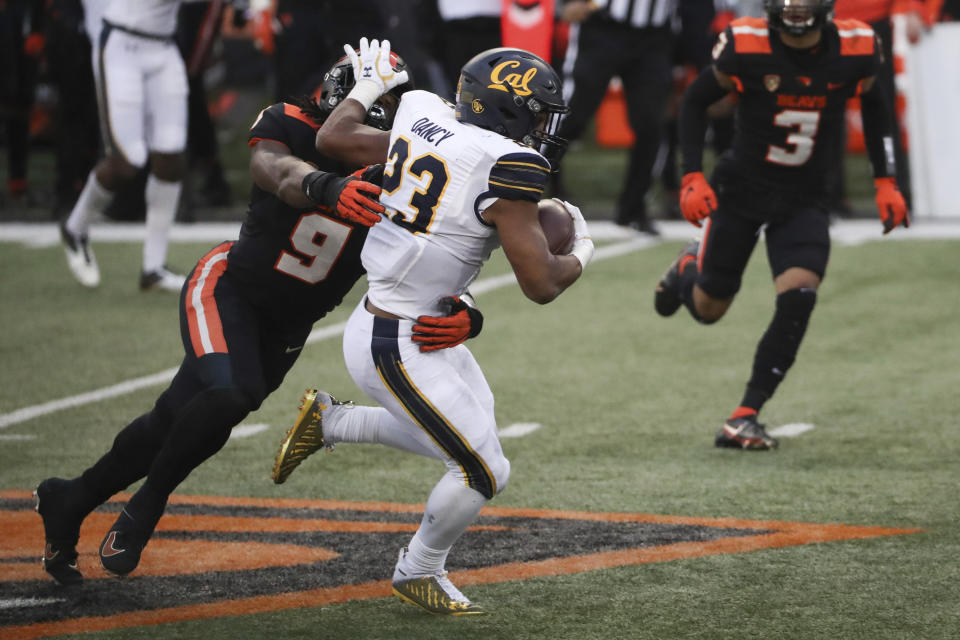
top-left (455, 47), bottom-right (569, 162)
top-left (764, 0), bottom-right (835, 37)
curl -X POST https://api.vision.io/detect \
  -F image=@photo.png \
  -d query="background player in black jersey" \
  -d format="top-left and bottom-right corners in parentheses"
top-left (33, 49), bottom-right (483, 585)
top-left (653, 0), bottom-right (909, 450)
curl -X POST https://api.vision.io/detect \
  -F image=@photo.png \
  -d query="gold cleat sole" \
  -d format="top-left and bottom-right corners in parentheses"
top-left (392, 578), bottom-right (485, 616)
top-left (271, 389), bottom-right (331, 484)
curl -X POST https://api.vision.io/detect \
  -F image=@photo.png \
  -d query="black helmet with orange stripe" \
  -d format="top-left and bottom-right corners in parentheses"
top-left (764, 0), bottom-right (835, 36)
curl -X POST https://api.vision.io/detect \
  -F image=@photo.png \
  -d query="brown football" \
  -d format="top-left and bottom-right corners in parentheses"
top-left (537, 198), bottom-right (576, 255)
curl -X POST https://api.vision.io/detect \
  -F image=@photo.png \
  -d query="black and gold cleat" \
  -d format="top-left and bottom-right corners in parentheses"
top-left (392, 548), bottom-right (484, 615)
top-left (271, 389), bottom-right (345, 484)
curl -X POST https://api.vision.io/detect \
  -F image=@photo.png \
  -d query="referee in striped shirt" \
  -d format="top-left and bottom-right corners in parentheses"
top-left (555, 0), bottom-right (678, 236)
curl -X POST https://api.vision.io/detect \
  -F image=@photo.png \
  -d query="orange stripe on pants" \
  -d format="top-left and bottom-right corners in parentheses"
top-left (185, 243), bottom-right (232, 356)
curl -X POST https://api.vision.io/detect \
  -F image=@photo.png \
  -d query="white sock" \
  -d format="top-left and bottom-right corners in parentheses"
top-left (403, 536), bottom-right (449, 577)
top-left (326, 405), bottom-right (444, 459)
top-left (66, 171), bottom-right (112, 237)
top-left (143, 174), bottom-right (182, 273)
top-left (403, 471), bottom-right (487, 574)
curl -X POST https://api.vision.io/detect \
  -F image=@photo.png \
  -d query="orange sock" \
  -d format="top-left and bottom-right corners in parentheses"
top-left (730, 406), bottom-right (758, 420)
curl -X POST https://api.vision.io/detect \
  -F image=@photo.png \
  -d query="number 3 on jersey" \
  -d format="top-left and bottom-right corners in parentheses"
top-left (767, 109), bottom-right (821, 166)
top-left (381, 136), bottom-right (450, 234)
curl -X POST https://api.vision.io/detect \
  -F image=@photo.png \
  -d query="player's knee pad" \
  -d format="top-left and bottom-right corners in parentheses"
top-left (775, 287), bottom-right (817, 339)
top-left (778, 287), bottom-right (817, 317)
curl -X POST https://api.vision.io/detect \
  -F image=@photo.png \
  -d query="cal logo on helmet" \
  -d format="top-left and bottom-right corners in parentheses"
top-left (488, 60), bottom-right (537, 96)
top-left (456, 48), bottom-right (569, 164)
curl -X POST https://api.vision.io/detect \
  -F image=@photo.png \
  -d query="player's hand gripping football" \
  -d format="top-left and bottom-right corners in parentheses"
top-left (412, 295), bottom-right (484, 352)
top-left (874, 177), bottom-right (910, 234)
top-left (679, 172), bottom-right (717, 228)
top-left (562, 200), bottom-right (595, 269)
top-left (301, 171), bottom-right (384, 227)
top-left (343, 37), bottom-right (409, 99)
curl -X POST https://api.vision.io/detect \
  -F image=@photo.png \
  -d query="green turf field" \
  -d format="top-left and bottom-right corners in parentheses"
top-left (1, 225), bottom-right (958, 639)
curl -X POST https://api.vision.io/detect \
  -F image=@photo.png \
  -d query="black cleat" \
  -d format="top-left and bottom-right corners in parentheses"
top-left (654, 240), bottom-right (700, 317)
top-left (715, 414), bottom-right (779, 450)
top-left (139, 267), bottom-right (186, 292)
top-left (35, 478), bottom-right (84, 585)
top-left (99, 509), bottom-right (151, 577)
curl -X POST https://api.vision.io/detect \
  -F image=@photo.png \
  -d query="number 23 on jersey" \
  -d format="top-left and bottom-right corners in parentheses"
top-left (381, 136), bottom-right (450, 234)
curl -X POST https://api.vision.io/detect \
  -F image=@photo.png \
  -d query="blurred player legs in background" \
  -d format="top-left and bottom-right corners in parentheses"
top-left (655, 0), bottom-right (909, 450)
top-left (0, 0), bottom-right (45, 210)
top-left (552, 0), bottom-right (677, 236)
top-left (46, 0), bottom-right (101, 220)
top-left (429, 0), bottom-right (503, 96)
top-left (61, 0), bottom-right (190, 292)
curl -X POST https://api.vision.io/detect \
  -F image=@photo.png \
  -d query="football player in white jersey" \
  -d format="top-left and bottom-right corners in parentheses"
top-left (61, 0), bottom-right (205, 291)
top-left (271, 39), bottom-right (595, 615)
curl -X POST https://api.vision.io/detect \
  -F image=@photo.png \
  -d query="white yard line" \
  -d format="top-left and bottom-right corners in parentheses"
top-left (229, 424), bottom-right (270, 439)
top-left (498, 423), bottom-right (543, 438)
top-left (0, 597), bottom-right (66, 610)
top-left (0, 369), bottom-right (180, 429)
top-left (768, 423), bottom-right (816, 438)
top-left (4, 219), bottom-right (958, 247)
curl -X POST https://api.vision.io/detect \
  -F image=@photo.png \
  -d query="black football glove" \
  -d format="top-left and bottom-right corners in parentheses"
top-left (301, 170), bottom-right (383, 227)
top-left (412, 294), bottom-right (484, 352)
top-left (354, 163), bottom-right (385, 186)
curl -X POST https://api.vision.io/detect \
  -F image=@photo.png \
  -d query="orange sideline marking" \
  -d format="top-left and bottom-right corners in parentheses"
top-left (0, 490), bottom-right (921, 640)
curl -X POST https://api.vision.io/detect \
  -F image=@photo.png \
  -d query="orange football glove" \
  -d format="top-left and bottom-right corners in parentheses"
top-left (679, 172), bottom-right (717, 228)
top-left (412, 296), bottom-right (484, 352)
top-left (874, 177), bottom-right (910, 234)
top-left (302, 172), bottom-right (383, 227)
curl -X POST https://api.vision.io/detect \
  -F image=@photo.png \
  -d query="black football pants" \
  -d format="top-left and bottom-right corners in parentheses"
top-left (78, 244), bottom-right (311, 510)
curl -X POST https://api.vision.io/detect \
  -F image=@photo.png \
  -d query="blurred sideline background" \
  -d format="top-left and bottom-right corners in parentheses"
top-left (0, 0), bottom-right (957, 225)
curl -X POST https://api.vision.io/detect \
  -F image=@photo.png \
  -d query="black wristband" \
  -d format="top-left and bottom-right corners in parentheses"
top-left (301, 171), bottom-right (342, 207)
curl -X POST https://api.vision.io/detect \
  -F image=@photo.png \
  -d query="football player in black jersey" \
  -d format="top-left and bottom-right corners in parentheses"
top-left (33, 49), bottom-right (483, 585)
top-left (654, 0), bottom-right (909, 450)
